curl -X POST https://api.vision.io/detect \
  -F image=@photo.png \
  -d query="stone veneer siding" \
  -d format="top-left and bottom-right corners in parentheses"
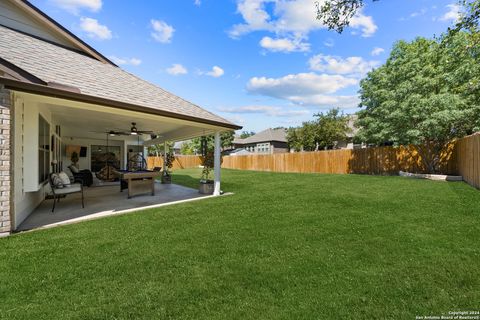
top-left (0, 86), bottom-right (11, 235)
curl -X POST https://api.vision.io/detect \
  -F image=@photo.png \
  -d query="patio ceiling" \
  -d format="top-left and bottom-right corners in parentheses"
top-left (20, 91), bottom-right (227, 143)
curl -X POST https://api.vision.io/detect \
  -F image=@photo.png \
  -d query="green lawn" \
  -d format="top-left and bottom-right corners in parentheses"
top-left (1, 169), bottom-right (479, 319)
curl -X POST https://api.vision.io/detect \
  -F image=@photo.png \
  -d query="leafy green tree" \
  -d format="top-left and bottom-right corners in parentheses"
top-left (356, 33), bottom-right (480, 172)
top-left (298, 121), bottom-right (319, 151)
top-left (180, 141), bottom-right (196, 155)
top-left (315, 109), bottom-right (351, 149)
top-left (240, 131), bottom-right (255, 139)
top-left (179, 131), bottom-right (235, 155)
top-left (315, 0), bottom-right (376, 33)
top-left (286, 127), bottom-right (303, 152)
top-left (316, 0), bottom-right (479, 36)
top-left (287, 109), bottom-right (351, 151)
top-left (147, 142), bottom-right (174, 156)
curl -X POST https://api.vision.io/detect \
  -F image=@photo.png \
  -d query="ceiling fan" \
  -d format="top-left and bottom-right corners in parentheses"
top-left (127, 122), bottom-right (153, 136)
top-left (89, 129), bottom-right (128, 136)
top-left (91, 123), bottom-right (155, 137)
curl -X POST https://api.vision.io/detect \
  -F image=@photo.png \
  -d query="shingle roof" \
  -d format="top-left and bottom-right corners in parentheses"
top-left (234, 128), bottom-right (287, 144)
top-left (0, 25), bottom-right (237, 128)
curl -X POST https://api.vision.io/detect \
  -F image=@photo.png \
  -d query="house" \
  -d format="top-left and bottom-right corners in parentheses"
top-left (233, 128), bottom-right (289, 154)
top-left (173, 141), bottom-right (190, 155)
top-left (0, 0), bottom-right (241, 235)
top-left (336, 114), bottom-right (362, 149)
top-left (222, 148), bottom-right (251, 156)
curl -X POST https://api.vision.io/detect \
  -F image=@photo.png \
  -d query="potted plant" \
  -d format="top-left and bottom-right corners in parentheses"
top-left (71, 151), bottom-right (79, 168)
top-left (161, 151), bottom-right (175, 184)
top-left (199, 150), bottom-right (215, 194)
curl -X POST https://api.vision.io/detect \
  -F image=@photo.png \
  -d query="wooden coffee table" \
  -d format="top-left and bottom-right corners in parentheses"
top-left (119, 170), bottom-right (160, 198)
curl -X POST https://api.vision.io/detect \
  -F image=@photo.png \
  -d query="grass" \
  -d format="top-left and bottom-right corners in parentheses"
top-left (1, 169), bottom-right (479, 319)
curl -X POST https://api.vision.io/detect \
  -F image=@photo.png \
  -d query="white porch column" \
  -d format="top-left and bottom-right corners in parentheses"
top-left (213, 131), bottom-right (221, 196)
top-left (163, 141), bottom-right (168, 172)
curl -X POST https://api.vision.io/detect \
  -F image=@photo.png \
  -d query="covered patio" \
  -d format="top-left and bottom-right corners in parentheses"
top-left (0, 17), bottom-right (241, 233)
top-left (8, 88), bottom-right (237, 232)
top-left (17, 182), bottom-right (211, 231)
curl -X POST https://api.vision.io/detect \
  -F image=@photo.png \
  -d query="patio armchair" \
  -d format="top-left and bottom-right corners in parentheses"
top-left (47, 172), bottom-right (85, 213)
top-left (68, 165), bottom-right (93, 187)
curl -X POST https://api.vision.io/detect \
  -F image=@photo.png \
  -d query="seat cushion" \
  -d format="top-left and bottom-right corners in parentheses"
top-left (54, 183), bottom-right (82, 194)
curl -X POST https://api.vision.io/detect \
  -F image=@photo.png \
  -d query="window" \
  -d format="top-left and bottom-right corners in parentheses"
top-left (38, 115), bottom-right (50, 183)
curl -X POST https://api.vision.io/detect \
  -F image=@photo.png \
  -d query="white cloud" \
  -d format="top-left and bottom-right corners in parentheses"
top-left (371, 47), bottom-right (385, 56)
top-left (288, 94), bottom-right (360, 108)
top-left (205, 66), bottom-right (225, 78)
top-left (79, 17), bottom-right (112, 40)
top-left (323, 38), bottom-right (334, 47)
top-left (410, 8), bottom-right (427, 18)
top-left (309, 54), bottom-right (379, 76)
top-left (229, 0), bottom-right (274, 38)
top-left (229, 0), bottom-right (377, 46)
top-left (219, 105), bottom-right (309, 117)
top-left (246, 72), bottom-right (359, 108)
top-left (247, 72), bottom-right (356, 96)
top-left (225, 115), bottom-right (246, 125)
top-left (194, 0), bottom-right (201, 6)
top-left (259, 36), bottom-right (309, 53)
top-left (166, 64), bottom-right (188, 75)
top-left (108, 56), bottom-right (142, 66)
top-left (150, 19), bottom-right (175, 43)
top-left (439, 4), bottom-right (461, 22)
top-left (50, 0), bottom-right (101, 14)
top-left (349, 11), bottom-right (377, 37)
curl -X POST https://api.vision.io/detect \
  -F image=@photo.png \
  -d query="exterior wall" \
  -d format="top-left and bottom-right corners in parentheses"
top-left (271, 141), bottom-right (289, 154)
top-left (0, 87), bottom-right (12, 235)
top-left (13, 94), bottom-right (47, 229)
top-left (235, 141), bottom-right (289, 154)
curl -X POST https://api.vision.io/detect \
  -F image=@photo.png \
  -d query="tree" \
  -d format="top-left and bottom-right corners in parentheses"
top-left (315, 109), bottom-right (351, 149)
top-left (315, 0), bottom-right (375, 33)
top-left (240, 131), bottom-right (255, 139)
top-left (286, 127), bottom-right (303, 152)
top-left (316, 0), bottom-right (479, 36)
top-left (178, 131), bottom-right (235, 155)
top-left (147, 142), bottom-right (174, 157)
top-left (356, 33), bottom-right (480, 172)
top-left (180, 141), bottom-right (196, 155)
top-left (287, 109), bottom-right (351, 151)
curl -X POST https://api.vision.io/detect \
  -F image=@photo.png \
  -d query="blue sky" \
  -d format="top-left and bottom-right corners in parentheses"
top-left (31, 0), bottom-right (461, 133)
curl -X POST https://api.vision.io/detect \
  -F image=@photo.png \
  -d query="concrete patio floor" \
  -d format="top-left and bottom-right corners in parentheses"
top-left (17, 183), bottom-right (209, 231)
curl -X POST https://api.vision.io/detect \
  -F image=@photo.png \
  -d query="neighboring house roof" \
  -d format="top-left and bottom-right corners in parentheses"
top-left (0, 3), bottom-right (240, 130)
top-left (173, 140), bottom-right (189, 149)
top-left (234, 128), bottom-right (287, 145)
top-left (222, 148), bottom-right (251, 156)
top-left (346, 114), bottom-right (359, 138)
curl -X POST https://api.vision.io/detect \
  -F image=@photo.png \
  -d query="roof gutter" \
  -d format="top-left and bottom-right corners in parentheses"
top-left (0, 77), bottom-right (242, 130)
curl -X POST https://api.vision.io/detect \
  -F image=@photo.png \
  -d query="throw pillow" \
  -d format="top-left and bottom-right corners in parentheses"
top-left (58, 172), bottom-right (71, 185)
top-left (51, 173), bottom-right (64, 189)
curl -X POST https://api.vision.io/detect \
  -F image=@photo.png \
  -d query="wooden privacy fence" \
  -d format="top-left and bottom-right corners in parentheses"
top-left (221, 144), bottom-right (458, 175)
top-left (146, 133), bottom-right (479, 189)
top-left (147, 155), bottom-right (202, 170)
top-left (456, 133), bottom-right (480, 189)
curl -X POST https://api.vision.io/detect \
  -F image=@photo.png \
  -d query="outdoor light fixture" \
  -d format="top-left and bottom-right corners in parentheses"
top-left (130, 122), bottom-right (138, 135)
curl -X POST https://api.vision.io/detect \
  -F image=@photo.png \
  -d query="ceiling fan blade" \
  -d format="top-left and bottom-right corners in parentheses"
top-left (89, 130), bottom-right (110, 134)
